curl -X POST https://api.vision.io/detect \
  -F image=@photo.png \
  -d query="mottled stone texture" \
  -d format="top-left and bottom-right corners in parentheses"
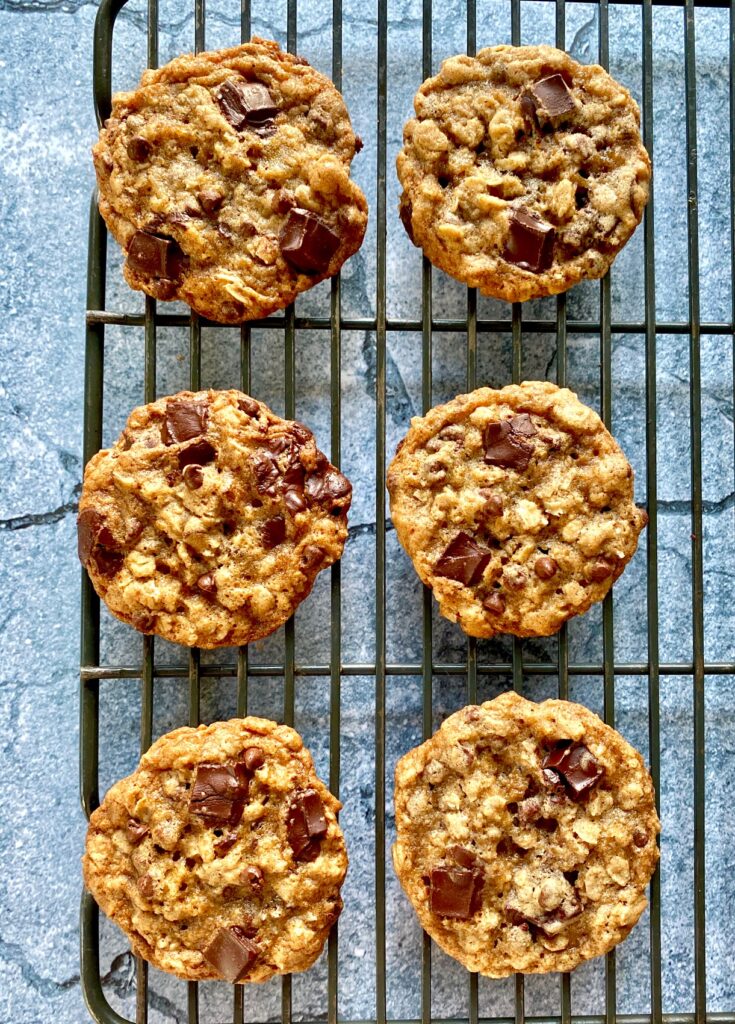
top-left (1, 0), bottom-right (734, 1022)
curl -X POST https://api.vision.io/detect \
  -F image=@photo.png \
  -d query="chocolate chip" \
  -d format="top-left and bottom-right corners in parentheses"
top-left (217, 80), bottom-right (278, 132)
top-left (126, 818), bottom-right (149, 845)
top-left (128, 231), bottom-right (184, 280)
top-left (435, 532), bottom-right (491, 586)
top-left (127, 136), bottom-right (151, 162)
top-left (542, 742), bottom-right (604, 798)
top-left (484, 419), bottom-right (535, 471)
top-left (509, 413), bottom-right (537, 437)
top-left (137, 874), bottom-right (154, 899)
top-left (483, 592), bottom-right (506, 614)
top-left (301, 544), bottom-right (324, 569)
top-left (162, 397), bottom-right (208, 444)
top-left (197, 573), bottom-right (217, 595)
top-left (589, 557), bottom-right (616, 582)
top-left (242, 747), bottom-right (265, 772)
top-left (203, 925), bottom-right (258, 983)
top-left (535, 556), bottom-right (558, 580)
top-left (304, 467), bottom-right (352, 509)
top-left (480, 491), bottom-right (504, 517)
top-left (77, 509), bottom-right (115, 566)
top-left (280, 208), bottom-right (340, 273)
top-left (189, 764), bottom-right (248, 826)
top-left (198, 189), bottom-right (224, 216)
top-left (448, 845), bottom-right (477, 869)
top-left (178, 439), bottom-right (216, 470)
top-left (182, 465), bottom-right (204, 490)
top-left (243, 865), bottom-right (264, 890)
top-left (252, 452), bottom-right (280, 495)
top-left (519, 90), bottom-right (538, 128)
top-left (214, 830), bottom-right (238, 856)
top-left (238, 396), bottom-right (260, 417)
top-left (261, 516), bottom-right (286, 549)
top-left (633, 829), bottom-right (649, 848)
top-left (527, 74), bottom-right (576, 128)
top-left (429, 866), bottom-right (483, 919)
top-left (286, 788), bottom-right (328, 861)
top-left (504, 208), bottom-right (555, 273)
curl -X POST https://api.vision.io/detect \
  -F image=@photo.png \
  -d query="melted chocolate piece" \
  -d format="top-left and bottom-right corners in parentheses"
top-left (435, 532), bottom-right (491, 586)
top-left (238, 396), bottom-right (260, 417)
top-left (301, 544), bottom-right (324, 569)
top-left (280, 208), bottom-right (340, 273)
top-left (484, 418), bottom-right (535, 471)
top-left (589, 557), bottom-right (616, 582)
top-left (483, 592), bottom-right (506, 614)
top-left (261, 516), bottom-right (286, 549)
top-left (535, 556), bottom-right (558, 580)
top-left (128, 231), bottom-right (183, 279)
top-left (242, 747), bottom-right (265, 772)
top-left (542, 742), bottom-right (604, 798)
top-left (214, 830), bottom-right (239, 856)
top-left (286, 788), bottom-right (328, 861)
top-left (252, 452), bottom-right (281, 495)
top-left (178, 439), bottom-right (216, 470)
top-left (77, 508), bottom-right (124, 577)
top-left (528, 74), bottom-right (576, 128)
top-left (203, 925), bottom-right (258, 982)
top-left (504, 208), bottom-right (555, 273)
top-left (304, 466), bottom-right (352, 508)
top-left (217, 80), bottom-right (278, 132)
top-left (126, 819), bottom-right (149, 845)
top-left (162, 398), bottom-right (208, 444)
top-left (429, 865), bottom-right (483, 919)
top-left (189, 764), bottom-right (248, 825)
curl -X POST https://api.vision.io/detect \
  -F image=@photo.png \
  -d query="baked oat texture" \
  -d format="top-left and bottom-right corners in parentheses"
top-left (393, 692), bottom-right (660, 977)
top-left (387, 381), bottom-right (647, 639)
top-left (83, 717), bottom-right (347, 982)
top-left (93, 38), bottom-right (367, 322)
top-left (397, 45), bottom-right (650, 301)
top-left (78, 389), bottom-right (351, 648)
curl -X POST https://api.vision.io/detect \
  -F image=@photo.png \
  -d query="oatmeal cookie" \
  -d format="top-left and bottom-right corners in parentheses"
top-left (94, 38), bottom-right (367, 322)
top-left (83, 717), bottom-right (347, 982)
top-left (78, 389), bottom-right (351, 648)
top-left (397, 45), bottom-right (650, 301)
top-left (393, 692), bottom-right (660, 976)
top-left (387, 381), bottom-right (647, 638)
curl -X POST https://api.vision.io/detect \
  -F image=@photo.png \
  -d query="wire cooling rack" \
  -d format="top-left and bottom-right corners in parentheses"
top-left (80, 0), bottom-right (735, 1022)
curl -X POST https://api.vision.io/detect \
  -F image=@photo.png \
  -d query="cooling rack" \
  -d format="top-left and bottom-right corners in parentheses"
top-left (80, 0), bottom-right (735, 1022)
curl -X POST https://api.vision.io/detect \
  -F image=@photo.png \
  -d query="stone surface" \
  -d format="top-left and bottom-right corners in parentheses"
top-left (0, 0), bottom-right (734, 1021)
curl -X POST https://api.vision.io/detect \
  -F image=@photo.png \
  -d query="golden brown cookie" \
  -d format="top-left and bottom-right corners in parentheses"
top-left (397, 45), bottom-right (650, 301)
top-left (393, 692), bottom-right (660, 977)
top-left (387, 382), bottom-right (647, 639)
top-left (83, 717), bottom-right (347, 983)
top-left (78, 389), bottom-right (351, 648)
top-left (94, 38), bottom-right (367, 322)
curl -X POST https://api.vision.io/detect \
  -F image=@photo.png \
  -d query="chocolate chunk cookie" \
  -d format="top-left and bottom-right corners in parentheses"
top-left (83, 717), bottom-right (347, 982)
top-left (387, 382), bottom-right (647, 638)
top-left (393, 692), bottom-right (660, 977)
top-left (78, 389), bottom-right (351, 648)
top-left (93, 38), bottom-right (367, 322)
top-left (397, 45), bottom-right (650, 301)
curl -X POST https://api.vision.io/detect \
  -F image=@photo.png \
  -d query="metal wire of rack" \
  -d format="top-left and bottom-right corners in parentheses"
top-left (79, 0), bottom-right (734, 1023)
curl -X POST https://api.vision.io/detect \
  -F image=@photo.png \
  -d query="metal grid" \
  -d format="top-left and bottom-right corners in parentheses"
top-left (78, 1), bottom-right (733, 1023)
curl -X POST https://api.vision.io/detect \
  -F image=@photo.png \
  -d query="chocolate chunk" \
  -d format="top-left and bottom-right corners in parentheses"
top-left (284, 488), bottom-right (307, 514)
top-left (504, 208), bottom-right (555, 273)
top-left (242, 747), bottom-right (265, 772)
top-left (429, 866), bottom-right (483, 919)
top-left (304, 467), bottom-right (352, 508)
top-left (137, 874), bottom-right (154, 898)
top-left (509, 413), bottom-right (536, 437)
top-left (217, 80), bottom-right (278, 132)
top-left (197, 573), bottom-right (217, 595)
top-left (261, 516), bottom-right (286, 549)
top-left (128, 231), bottom-right (183, 280)
top-left (189, 764), bottom-right (248, 826)
top-left (484, 419), bottom-right (535, 471)
top-left (589, 557), bottom-right (615, 582)
top-left (480, 491), bottom-right (504, 518)
top-left (238, 396), bottom-right (260, 417)
top-left (214, 830), bottom-right (239, 856)
top-left (178, 439), bottom-right (216, 470)
top-left (280, 208), bottom-right (340, 273)
top-left (243, 865), bottom-right (264, 890)
top-left (252, 452), bottom-right (280, 495)
top-left (448, 845), bottom-right (477, 869)
top-left (198, 189), bottom-right (224, 216)
top-left (126, 818), bottom-right (149, 845)
top-left (162, 398), bottom-right (208, 444)
top-left (77, 509), bottom-right (115, 566)
top-left (182, 464), bottom-right (204, 490)
top-left (301, 544), bottom-right (324, 569)
top-left (286, 788), bottom-right (328, 861)
top-left (528, 74), bottom-right (576, 128)
top-left (483, 592), bottom-right (506, 614)
top-left (127, 136), bottom-right (151, 162)
top-left (542, 742), bottom-right (604, 798)
top-left (535, 556), bottom-right (558, 580)
top-left (435, 532), bottom-right (491, 587)
top-left (203, 925), bottom-right (258, 983)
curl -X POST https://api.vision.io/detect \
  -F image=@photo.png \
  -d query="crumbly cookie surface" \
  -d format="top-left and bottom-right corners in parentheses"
top-left (393, 692), bottom-right (660, 977)
top-left (397, 45), bottom-right (650, 301)
top-left (94, 38), bottom-right (367, 322)
top-left (387, 381), bottom-right (647, 639)
top-left (83, 718), bottom-right (347, 982)
top-left (78, 389), bottom-right (351, 648)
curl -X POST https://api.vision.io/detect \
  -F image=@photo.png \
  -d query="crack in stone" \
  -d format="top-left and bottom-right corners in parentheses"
top-left (0, 933), bottom-right (78, 998)
top-left (657, 491), bottom-right (735, 515)
top-left (0, 489), bottom-right (80, 531)
top-left (102, 951), bottom-right (183, 1021)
